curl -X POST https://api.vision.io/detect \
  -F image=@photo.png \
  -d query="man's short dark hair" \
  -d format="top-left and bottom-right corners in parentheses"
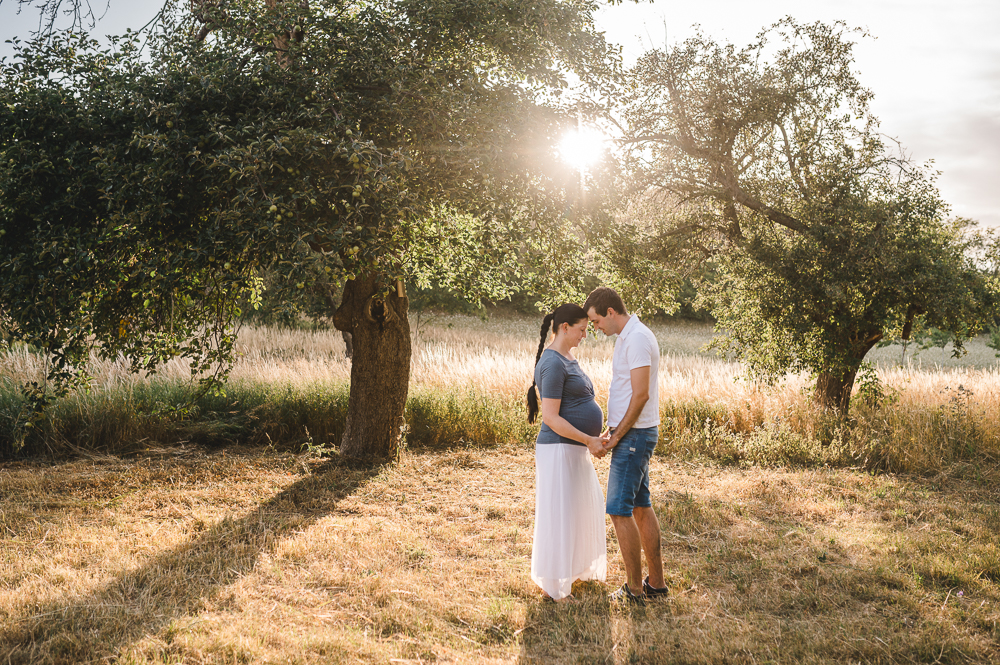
top-left (583, 287), bottom-right (627, 317)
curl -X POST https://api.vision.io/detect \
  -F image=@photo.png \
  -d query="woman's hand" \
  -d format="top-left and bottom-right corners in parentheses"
top-left (541, 399), bottom-right (610, 455)
top-left (601, 429), bottom-right (620, 452)
top-left (585, 435), bottom-right (608, 458)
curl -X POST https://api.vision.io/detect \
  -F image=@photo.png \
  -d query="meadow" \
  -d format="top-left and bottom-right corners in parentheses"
top-left (3, 314), bottom-right (1000, 475)
top-left (1, 315), bottom-right (999, 663)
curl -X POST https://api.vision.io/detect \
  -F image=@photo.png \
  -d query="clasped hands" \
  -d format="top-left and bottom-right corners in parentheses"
top-left (585, 428), bottom-right (616, 458)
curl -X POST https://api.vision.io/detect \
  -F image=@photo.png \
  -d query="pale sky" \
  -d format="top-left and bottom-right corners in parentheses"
top-left (2, 0), bottom-right (998, 227)
top-left (597, 0), bottom-right (1000, 228)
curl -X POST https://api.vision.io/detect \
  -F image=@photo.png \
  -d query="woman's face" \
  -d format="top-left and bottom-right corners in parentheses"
top-left (558, 319), bottom-right (588, 348)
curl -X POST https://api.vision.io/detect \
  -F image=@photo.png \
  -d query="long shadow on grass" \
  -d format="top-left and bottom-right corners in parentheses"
top-left (518, 582), bottom-right (614, 664)
top-left (0, 456), bottom-right (377, 665)
top-left (640, 480), bottom-right (1000, 663)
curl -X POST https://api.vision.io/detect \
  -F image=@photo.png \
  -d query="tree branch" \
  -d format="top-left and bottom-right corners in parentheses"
top-left (191, 0), bottom-right (228, 42)
top-left (731, 187), bottom-right (810, 234)
top-left (778, 122), bottom-right (811, 200)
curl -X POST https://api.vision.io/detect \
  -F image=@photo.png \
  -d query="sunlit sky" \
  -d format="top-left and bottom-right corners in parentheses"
top-left (2, 0), bottom-right (998, 227)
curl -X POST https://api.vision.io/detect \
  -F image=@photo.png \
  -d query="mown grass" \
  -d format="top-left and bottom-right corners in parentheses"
top-left (1, 446), bottom-right (998, 663)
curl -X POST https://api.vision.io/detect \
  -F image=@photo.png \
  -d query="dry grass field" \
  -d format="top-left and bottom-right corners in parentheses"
top-left (1, 314), bottom-right (1000, 663)
top-left (1, 445), bottom-right (998, 664)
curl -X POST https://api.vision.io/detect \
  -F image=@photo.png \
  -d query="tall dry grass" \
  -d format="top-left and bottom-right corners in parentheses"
top-left (2, 313), bottom-right (999, 474)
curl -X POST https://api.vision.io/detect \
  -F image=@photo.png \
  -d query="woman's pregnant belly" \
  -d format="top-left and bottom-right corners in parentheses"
top-left (561, 398), bottom-right (603, 438)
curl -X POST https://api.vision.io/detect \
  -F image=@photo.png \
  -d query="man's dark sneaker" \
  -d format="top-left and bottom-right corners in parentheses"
top-left (609, 583), bottom-right (645, 606)
top-left (643, 576), bottom-right (669, 599)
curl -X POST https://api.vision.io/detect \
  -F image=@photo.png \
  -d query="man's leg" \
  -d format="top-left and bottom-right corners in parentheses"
top-left (634, 506), bottom-right (664, 588)
top-left (609, 514), bottom-right (643, 594)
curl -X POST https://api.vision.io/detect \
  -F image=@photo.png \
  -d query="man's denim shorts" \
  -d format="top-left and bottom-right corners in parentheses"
top-left (606, 426), bottom-right (659, 516)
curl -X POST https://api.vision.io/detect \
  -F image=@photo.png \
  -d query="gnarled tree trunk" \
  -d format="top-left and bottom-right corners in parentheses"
top-left (332, 274), bottom-right (410, 461)
top-left (813, 332), bottom-right (882, 414)
top-left (813, 369), bottom-right (859, 413)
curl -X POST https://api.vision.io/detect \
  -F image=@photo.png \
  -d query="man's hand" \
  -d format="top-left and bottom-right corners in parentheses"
top-left (586, 435), bottom-right (608, 458)
top-left (603, 432), bottom-right (621, 452)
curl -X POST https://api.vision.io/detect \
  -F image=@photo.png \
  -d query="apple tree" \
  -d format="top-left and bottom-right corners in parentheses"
top-left (611, 19), bottom-right (994, 412)
top-left (0, 0), bottom-right (622, 457)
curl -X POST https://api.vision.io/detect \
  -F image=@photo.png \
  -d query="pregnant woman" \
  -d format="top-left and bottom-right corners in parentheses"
top-left (526, 303), bottom-right (609, 601)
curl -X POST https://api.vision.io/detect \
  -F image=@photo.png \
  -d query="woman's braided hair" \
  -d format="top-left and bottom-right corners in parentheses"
top-left (526, 303), bottom-right (588, 423)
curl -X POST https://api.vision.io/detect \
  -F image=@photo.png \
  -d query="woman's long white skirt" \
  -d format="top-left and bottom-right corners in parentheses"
top-left (530, 443), bottom-right (607, 600)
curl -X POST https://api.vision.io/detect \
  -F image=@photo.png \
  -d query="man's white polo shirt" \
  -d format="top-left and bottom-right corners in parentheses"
top-left (607, 315), bottom-right (659, 429)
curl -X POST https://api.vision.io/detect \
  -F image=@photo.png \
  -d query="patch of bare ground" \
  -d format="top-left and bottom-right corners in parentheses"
top-left (1, 446), bottom-right (998, 663)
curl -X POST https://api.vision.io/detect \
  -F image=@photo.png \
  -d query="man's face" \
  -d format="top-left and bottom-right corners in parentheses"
top-left (587, 307), bottom-right (615, 336)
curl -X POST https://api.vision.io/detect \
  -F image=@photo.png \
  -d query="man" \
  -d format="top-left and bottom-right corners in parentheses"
top-left (584, 286), bottom-right (667, 605)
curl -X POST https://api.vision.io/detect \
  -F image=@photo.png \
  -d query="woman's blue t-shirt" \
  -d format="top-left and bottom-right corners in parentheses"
top-left (534, 348), bottom-right (604, 446)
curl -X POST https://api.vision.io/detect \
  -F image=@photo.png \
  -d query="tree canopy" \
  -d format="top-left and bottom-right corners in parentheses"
top-left (0, 0), bottom-right (622, 455)
top-left (612, 19), bottom-right (995, 411)
top-left (6, 4), bottom-right (995, 438)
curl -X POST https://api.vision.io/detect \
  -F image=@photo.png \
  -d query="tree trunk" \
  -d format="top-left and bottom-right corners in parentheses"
top-left (813, 334), bottom-right (882, 414)
top-left (813, 368), bottom-right (859, 413)
top-left (332, 274), bottom-right (410, 462)
top-left (341, 331), bottom-right (353, 359)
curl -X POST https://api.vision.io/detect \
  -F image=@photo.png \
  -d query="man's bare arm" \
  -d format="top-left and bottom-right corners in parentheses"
top-left (605, 366), bottom-right (650, 450)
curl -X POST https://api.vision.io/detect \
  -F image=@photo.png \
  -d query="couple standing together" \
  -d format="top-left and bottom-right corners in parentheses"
top-left (527, 287), bottom-right (667, 604)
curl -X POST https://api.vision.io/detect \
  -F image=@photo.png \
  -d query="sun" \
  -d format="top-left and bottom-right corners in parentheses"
top-left (556, 126), bottom-right (607, 171)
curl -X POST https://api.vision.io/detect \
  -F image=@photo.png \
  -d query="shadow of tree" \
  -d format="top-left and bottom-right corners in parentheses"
top-left (520, 470), bottom-right (1000, 664)
top-left (0, 457), bottom-right (378, 665)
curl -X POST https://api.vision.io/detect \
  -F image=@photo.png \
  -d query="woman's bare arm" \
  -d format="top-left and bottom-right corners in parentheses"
top-left (541, 398), bottom-right (607, 456)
